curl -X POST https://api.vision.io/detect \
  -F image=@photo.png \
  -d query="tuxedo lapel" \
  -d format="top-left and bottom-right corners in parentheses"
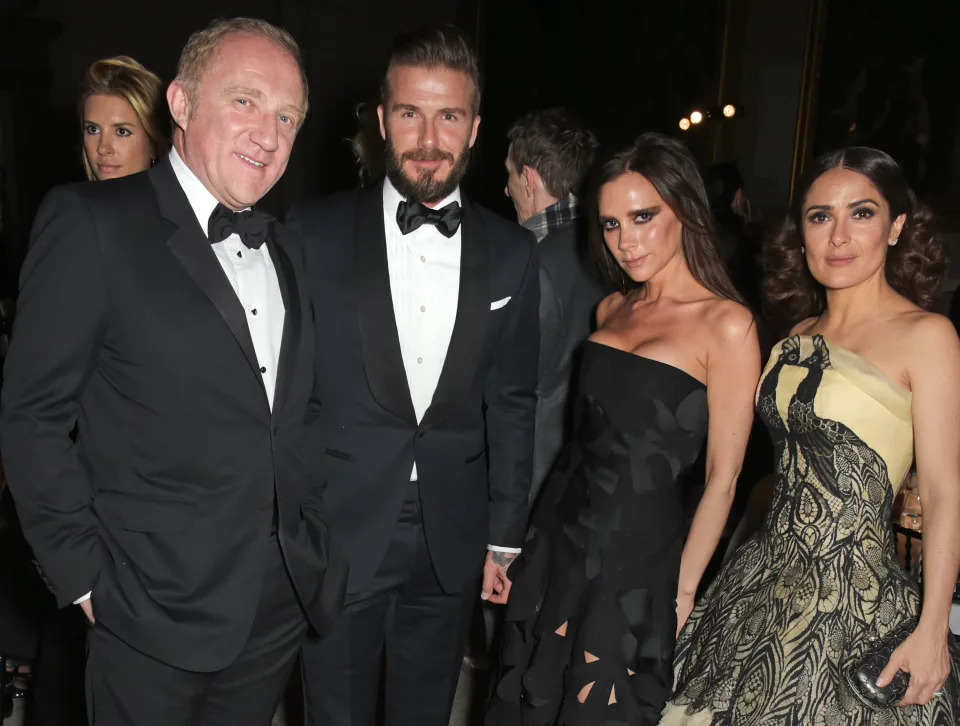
top-left (267, 232), bottom-right (301, 420)
top-left (354, 183), bottom-right (417, 425)
top-left (421, 200), bottom-right (489, 428)
top-left (148, 158), bottom-right (268, 406)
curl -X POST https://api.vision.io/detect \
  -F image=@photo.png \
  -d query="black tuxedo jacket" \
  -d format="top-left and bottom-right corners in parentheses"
top-left (531, 219), bottom-right (606, 499)
top-left (288, 183), bottom-right (538, 594)
top-left (0, 157), bottom-right (346, 672)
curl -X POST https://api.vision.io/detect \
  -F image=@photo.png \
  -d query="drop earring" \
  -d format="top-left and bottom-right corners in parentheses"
top-left (801, 245), bottom-right (805, 254)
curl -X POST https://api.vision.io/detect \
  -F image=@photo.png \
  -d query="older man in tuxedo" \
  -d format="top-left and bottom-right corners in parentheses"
top-left (0, 17), bottom-right (345, 726)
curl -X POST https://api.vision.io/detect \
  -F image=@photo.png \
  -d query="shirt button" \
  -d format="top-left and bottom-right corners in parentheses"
top-left (417, 357), bottom-right (423, 364)
top-left (236, 250), bottom-right (243, 258)
top-left (251, 308), bottom-right (258, 315)
top-left (420, 305), bottom-right (426, 312)
top-left (420, 255), bottom-right (426, 263)
top-left (260, 366), bottom-right (267, 373)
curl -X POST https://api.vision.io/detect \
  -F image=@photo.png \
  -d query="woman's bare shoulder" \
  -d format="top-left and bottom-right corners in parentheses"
top-left (596, 291), bottom-right (627, 327)
top-left (702, 297), bottom-right (757, 343)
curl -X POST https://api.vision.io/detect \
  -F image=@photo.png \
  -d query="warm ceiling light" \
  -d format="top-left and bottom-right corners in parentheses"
top-left (689, 110), bottom-right (703, 124)
top-left (679, 117), bottom-right (691, 131)
top-left (722, 104), bottom-right (736, 118)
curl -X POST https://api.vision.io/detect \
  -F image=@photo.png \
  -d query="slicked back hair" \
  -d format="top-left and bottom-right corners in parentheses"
top-left (380, 25), bottom-right (481, 116)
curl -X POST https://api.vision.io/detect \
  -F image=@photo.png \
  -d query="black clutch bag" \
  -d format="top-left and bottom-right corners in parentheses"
top-left (845, 619), bottom-right (915, 711)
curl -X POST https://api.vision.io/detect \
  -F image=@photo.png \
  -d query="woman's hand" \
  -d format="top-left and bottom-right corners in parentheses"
top-left (876, 625), bottom-right (950, 707)
top-left (676, 592), bottom-right (695, 638)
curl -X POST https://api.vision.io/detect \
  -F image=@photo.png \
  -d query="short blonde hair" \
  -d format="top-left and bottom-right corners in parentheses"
top-left (80, 56), bottom-right (169, 181)
top-left (175, 17), bottom-right (309, 122)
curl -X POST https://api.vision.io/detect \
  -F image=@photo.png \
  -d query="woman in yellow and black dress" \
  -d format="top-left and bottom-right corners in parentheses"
top-left (663, 147), bottom-right (960, 724)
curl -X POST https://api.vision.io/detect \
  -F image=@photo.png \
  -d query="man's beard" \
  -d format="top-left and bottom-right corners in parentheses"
top-left (384, 136), bottom-right (471, 205)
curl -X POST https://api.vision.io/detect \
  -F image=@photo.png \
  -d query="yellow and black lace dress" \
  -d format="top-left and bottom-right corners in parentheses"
top-left (662, 335), bottom-right (960, 725)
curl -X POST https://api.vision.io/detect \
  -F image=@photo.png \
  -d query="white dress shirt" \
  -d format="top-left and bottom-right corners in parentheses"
top-left (170, 147), bottom-right (285, 410)
top-left (382, 178), bottom-right (517, 554)
top-left (382, 177), bottom-right (460, 473)
top-left (74, 149), bottom-right (286, 605)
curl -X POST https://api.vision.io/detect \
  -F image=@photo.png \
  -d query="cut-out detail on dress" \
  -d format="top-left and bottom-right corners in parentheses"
top-left (486, 342), bottom-right (709, 726)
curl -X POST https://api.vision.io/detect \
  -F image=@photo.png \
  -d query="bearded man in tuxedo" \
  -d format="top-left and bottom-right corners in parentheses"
top-left (288, 24), bottom-right (539, 726)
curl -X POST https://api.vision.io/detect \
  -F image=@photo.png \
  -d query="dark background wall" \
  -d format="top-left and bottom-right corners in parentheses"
top-left (5, 0), bottom-right (956, 298)
top-left (0, 0), bottom-right (752, 296)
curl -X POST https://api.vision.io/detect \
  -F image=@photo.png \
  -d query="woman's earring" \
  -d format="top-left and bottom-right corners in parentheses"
top-left (889, 237), bottom-right (899, 246)
top-left (801, 245), bottom-right (805, 254)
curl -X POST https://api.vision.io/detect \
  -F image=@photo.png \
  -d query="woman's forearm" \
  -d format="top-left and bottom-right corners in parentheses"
top-left (916, 487), bottom-right (960, 635)
top-left (677, 477), bottom-right (737, 597)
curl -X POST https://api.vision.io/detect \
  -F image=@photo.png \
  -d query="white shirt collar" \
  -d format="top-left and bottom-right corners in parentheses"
top-left (382, 175), bottom-right (462, 231)
top-left (168, 147), bottom-right (252, 235)
top-left (168, 147), bottom-right (222, 235)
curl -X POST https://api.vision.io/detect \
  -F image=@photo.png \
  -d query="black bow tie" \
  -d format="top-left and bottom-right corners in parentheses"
top-left (208, 204), bottom-right (273, 250)
top-left (396, 199), bottom-right (462, 238)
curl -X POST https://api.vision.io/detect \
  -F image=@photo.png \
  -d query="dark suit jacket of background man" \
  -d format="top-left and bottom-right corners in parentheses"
top-left (531, 218), bottom-right (606, 501)
top-left (0, 157), bottom-right (346, 673)
top-left (288, 181), bottom-right (539, 595)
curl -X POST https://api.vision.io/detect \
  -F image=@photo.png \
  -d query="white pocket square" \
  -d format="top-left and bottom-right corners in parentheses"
top-left (490, 296), bottom-right (511, 310)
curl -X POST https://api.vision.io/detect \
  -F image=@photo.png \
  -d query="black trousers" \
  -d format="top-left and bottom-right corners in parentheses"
top-left (85, 536), bottom-right (306, 726)
top-left (301, 488), bottom-right (478, 726)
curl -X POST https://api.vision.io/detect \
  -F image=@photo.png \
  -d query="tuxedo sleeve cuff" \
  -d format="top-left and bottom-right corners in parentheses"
top-left (73, 591), bottom-right (92, 605)
top-left (487, 545), bottom-right (522, 554)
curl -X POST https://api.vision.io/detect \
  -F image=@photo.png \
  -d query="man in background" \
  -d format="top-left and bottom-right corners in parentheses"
top-left (504, 108), bottom-right (605, 503)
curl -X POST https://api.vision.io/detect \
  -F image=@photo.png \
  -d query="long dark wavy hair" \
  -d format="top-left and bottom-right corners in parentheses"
top-left (589, 133), bottom-right (744, 303)
top-left (763, 146), bottom-right (946, 329)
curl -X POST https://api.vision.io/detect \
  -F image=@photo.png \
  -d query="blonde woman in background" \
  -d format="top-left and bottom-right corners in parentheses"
top-left (80, 56), bottom-right (168, 180)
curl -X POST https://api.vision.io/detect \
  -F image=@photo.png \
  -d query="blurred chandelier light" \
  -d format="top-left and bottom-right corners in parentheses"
top-left (679, 117), bottom-right (691, 131)
top-left (722, 104), bottom-right (737, 118)
top-left (689, 110), bottom-right (704, 124)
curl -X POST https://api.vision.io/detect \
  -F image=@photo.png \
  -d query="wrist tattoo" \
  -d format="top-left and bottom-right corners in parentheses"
top-left (492, 550), bottom-right (518, 568)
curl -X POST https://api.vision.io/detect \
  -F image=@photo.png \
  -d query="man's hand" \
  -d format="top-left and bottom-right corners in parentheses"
top-left (481, 550), bottom-right (517, 605)
top-left (79, 598), bottom-right (95, 625)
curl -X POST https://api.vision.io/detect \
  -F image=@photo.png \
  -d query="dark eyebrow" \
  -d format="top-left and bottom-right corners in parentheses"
top-left (628, 206), bottom-right (661, 216)
top-left (439, 106), bottom-right (468, 116)
top-left (804, 198), bottom-right (880, 215)
top-left (393, 103), bottom-right (420, 113)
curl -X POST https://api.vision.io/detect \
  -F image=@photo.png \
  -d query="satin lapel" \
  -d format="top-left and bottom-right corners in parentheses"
top-left (354, 183), bottom-right (417, 425)
top-left (421, 200), bottom-right (489, 428)
top-left (149, 158), bottom-right (267, 403)
top-left (267, 231), bottom-right (301, 420)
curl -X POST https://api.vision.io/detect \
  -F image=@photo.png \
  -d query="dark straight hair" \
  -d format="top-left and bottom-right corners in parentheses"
top-left (590, 132), bottom-right (744, 303)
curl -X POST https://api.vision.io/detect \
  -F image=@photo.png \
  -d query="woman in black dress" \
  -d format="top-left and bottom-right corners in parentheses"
top-left (487, 133), bottom-right (761, 725)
